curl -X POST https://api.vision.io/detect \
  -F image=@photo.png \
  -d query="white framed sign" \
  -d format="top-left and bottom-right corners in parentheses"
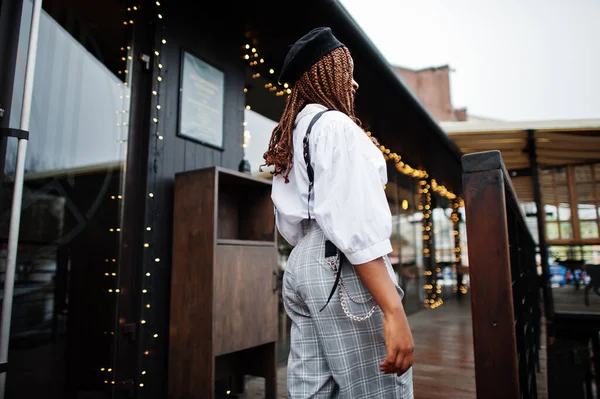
top-left (178, 50), bottom-right (225, 149)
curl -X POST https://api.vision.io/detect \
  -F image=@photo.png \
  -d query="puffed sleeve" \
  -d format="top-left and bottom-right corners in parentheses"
top-left (311, 116), bottom-right (392, 265)
top-left (274, 207), bottom-right (302, 247)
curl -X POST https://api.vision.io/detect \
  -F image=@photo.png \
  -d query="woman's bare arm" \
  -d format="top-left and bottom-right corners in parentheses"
top-left (354, 257), bottom-right (414, 375)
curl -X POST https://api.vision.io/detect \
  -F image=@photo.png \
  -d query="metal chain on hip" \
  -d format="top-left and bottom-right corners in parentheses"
top-left (326, 256), bottom-right (378, 322)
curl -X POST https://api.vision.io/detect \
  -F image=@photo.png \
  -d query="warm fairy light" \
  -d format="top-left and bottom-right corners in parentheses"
top-left (431, 179), bottom-right (457, 200)
top-left (452, 197), bottom-right (467, 295)
top-left (420, 178), bottom-right (440, 309)
top-left (239, 36), bottom-right (459, 309)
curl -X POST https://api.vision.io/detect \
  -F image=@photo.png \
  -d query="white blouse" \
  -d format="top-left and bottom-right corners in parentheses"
top-left (271, 103), bottom-right (392, 265)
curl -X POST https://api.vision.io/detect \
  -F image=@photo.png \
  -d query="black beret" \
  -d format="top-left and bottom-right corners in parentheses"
top-left (279, 27), bottom-right (345, 85)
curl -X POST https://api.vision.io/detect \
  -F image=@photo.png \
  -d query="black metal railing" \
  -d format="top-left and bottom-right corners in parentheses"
top-left (462, 150), bottom-right (542, 399)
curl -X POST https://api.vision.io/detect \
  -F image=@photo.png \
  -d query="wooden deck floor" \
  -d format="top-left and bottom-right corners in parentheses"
top-left (409, 299), bottom-right (476, 398)
top-left (240, 297), bottom-right (552, 398)
top-left (552, 284), bottom-right (600, 315)
top-left (241, 299), bottom-right (477, 398)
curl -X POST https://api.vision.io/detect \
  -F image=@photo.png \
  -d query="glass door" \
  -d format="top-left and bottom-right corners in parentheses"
top-left (1, 0), bottom-right (136, 397)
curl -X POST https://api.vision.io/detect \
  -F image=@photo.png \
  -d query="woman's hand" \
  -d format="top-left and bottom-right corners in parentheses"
top-left (353, 257), bottom-right (414, 376)
top-left (380, 308), bottom-right (414, 376)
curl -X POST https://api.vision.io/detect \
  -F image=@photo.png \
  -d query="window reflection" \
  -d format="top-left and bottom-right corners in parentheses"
top-left (1, 1), bottom-right (133, 397)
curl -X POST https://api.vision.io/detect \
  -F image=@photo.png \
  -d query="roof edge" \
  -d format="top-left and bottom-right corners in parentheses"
top-left (329, 0), bottom-right (463, 165)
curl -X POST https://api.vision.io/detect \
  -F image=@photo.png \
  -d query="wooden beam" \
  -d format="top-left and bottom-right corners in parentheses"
top-left (539, 132), bottom-right (600, 144)
top-left (504, 162), bottom-right (531, 170)
top-left (507, 168), bottom-right (532, 178)
top-left (539, 157), bottom-right (593, 166)
top-left (448, 130), bottom-right (526, 138)
top-left (547, 238), bottom-right (600, 246)
top-left (537, 149), bottom-right (600, 160)
top-left (458, 143), bottom-right (526, 152)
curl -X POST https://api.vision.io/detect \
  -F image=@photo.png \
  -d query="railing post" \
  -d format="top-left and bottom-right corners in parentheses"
top-left (526, 130), bottom-right (553, 317)
top-left (462, 151), bottom-right (520, 399)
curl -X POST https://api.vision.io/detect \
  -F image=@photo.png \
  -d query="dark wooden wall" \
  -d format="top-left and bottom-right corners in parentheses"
top-left (138, 4), bottom-right (245, 398)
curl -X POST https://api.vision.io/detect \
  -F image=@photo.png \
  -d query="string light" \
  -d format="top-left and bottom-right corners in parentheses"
top-left (240, 38), bottom-right (459, 311)
top-left (431, 179), bottom-right (457, 200)
top-left (137, 0), bottom-right (167, 391)
top-left (99, 3), bottom-right (138, 383)
top-left (242, 41), bottom-right (290, 100)
top-left (239, 38), bottom-right (458, 200)
top-left (451, 198), bottom-right (468, 296)
top-left (420, 179), bottom-right (443, 309)
top-left (377, 139), bottom-right (428, 179)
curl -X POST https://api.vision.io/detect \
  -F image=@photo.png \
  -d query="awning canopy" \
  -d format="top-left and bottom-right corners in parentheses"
top-left (441, 119), bottom-right (600, 202)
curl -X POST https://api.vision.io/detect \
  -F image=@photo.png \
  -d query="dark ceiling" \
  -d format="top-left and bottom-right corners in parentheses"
top-left (184, 0), bottom-right (464, 194)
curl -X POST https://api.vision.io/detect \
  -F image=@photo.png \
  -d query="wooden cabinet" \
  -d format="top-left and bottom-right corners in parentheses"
top-left (168, 166), bottom-right (278, 398)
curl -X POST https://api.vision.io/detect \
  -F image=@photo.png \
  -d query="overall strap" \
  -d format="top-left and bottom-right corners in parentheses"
top-left (302, 109), bottom-right (334, 220)
top-left (300, 109), bottom-right (342, 313)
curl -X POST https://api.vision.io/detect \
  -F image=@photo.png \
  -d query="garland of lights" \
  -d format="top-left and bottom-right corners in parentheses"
top-left (419, 179), bottom-right (443, 309)
top-left (241, 40), bottom-right (462, 193)
top-left (451, 198), bottom-right (468, 295)
top-left (100, 2), bottom-right (137, 388)
top-left (136, 0), bottom-right (166, 392)
top-left (241, 39), bottom-right (464, 310)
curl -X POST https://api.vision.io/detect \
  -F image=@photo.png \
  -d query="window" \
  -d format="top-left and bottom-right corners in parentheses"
top-left (574, 164), bottom-right (600, 239)
top-left (541, 163), bottom-right (600, 242)
top-left (541, 168), bottom-right (572, 240)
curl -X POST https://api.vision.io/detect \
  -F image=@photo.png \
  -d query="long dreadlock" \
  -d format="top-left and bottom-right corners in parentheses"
top-left (262, 46), bottom-right (368, 183)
